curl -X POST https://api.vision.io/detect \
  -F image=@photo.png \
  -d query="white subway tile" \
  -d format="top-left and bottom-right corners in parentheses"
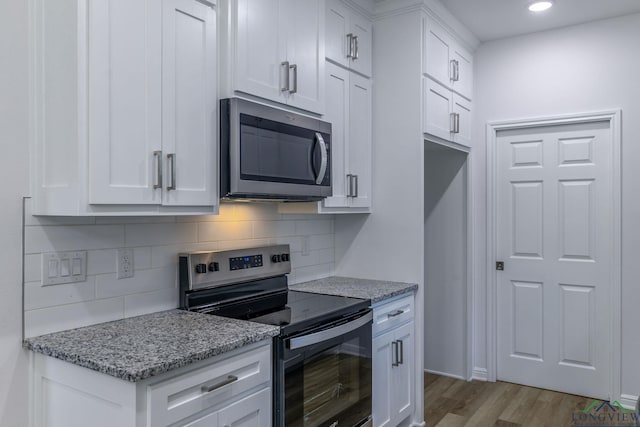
top-left (294, 219), bottom-right (334, 236)
top-left (198, 221), bottom-right (252, 242)
top-left (309, 234), bottom-right (334, 251)
top-left (124, 289), bottom-right (178, 318)
top-left (231, 203), bottom-right (282, 221)
top-left (95, 266), bottom-right (177, 299)
top-left (125, 223), bottom-right (197, 247)
top-left (24, 225), bottom-right (125, 254)
top-left (24, 254), bottom-right (42, 283)
top-left (24, 278), bottom-right (96, 311)
top-left (24, 297), bottom-right (124, 338)
top-left (133, 247), bottom-right (152, 270)
top-left (87, 249), bottom-right (117, 275)
top-left (292, 263), bottom-right (335, 284)
top-left (270, 236), bottom-right (302, 252)
top-left (253, 221), bottom-right (295, 239)
top-left (217, 239), bottom-right (270, 250)
top-left (290, 248), bottom-right (334, 268)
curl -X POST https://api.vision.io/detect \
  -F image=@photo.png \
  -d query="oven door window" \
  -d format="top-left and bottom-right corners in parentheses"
top-left (282, 330), bottom-right (372, 427)
top-left (239, 114), bottom-right (330, 186)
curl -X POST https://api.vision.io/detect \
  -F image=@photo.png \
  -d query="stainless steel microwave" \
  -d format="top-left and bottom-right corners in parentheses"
top-left (220, 98), bottom-right (331, 201)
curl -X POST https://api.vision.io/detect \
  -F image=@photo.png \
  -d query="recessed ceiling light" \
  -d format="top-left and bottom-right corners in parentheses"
top-left (528, 1), bottom-right (554, 12)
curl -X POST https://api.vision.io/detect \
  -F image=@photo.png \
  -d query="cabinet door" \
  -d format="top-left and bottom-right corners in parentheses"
top-left (423, 16), bottom-right (451, 87)
top-left (392, 321), bottom-right (414, 424)
top-left (348, 73), bottom-right (372, 209)
top-left (349, 12), bottom-right (372, 78)
top-left (284, 0), bottom-right (324, 114)
top-left (325, 0), bottom-right (349, 68)
top-left (451, 45), bottom-right (472, 100)
top-left (218, 388), bottom-right (271, 427)
top-left (423, 77), bottom-right (453, 142)
top-left (372, 333), bottom-right (394, 427)
top-left (88, 0), bottom-right (162, 205)
top-left (322, 63), bottom-right (350, 209)
top-left (162, 0), bottom-right (217, 206)
top-left (452, 93), bottom-right (472, 147)
top-left (234, 0), bottom-right (283, 102)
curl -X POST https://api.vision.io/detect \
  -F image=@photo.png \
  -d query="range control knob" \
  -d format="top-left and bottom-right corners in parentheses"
top-left (271, 254), bottom-right (281, 263)
top-left (195, 263), bottom-right (207, 274)
top-left (208, 262), bottom-right (219, 272)
top-left (281, 253), bottom-right (290, 262)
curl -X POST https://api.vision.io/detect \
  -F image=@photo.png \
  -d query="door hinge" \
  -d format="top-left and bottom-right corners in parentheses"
top-left (496, 261), bottom-right (504, 271)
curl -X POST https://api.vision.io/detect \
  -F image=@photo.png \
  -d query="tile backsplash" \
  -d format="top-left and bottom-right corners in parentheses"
top-left (23, 200), bottom-right (334, 337)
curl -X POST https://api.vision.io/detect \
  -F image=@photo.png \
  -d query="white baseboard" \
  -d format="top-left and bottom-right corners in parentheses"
top-left (619, 394), bottom-right (638, 411)
top-left (471, 367), bottom-right (488, 381)
top-left (424, 368), bottom-right (465, 381)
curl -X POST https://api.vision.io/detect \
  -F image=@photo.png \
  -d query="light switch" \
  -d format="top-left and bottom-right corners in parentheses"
top-left (48, 259), bottom-right (58, 278)
top-left (72, 257), bottom-right (83, 276)
top-left (60, 259), bottom-right (70, 277)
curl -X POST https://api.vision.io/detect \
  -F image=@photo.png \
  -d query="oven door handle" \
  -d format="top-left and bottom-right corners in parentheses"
top-left (287, 311), bottom-right (372, 350)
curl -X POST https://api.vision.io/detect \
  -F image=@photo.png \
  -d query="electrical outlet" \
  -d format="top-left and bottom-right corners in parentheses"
top-left (117, 248), bottom-right (134, 279)
top-left (42, 251), bottom-right (87, 286)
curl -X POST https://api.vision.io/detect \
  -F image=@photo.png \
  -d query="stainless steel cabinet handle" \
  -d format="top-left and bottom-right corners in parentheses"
top-left (153, 150), bottom-right (163, 189)
top-left (289, 63), bottom-right (297, 94)
top-left (201, 375), bottom-right (238, 393)
top-left (346, 33), bottom-right (354, 58)
top-left (353, 35), bottom-right (359, 60)
top-left (387, 309), bottom-right (404, 318)
top-left (398, 339), bottom-right (404, 365)
top-left (167, 153), bottom-right (176, 190)
top-left (346, 174), bottom-right (353, 197)
top-left (314, 132), bottom-right (328, 185)
top-left (392, 341), bottom-right (399, 367)
top-left (281, 61), bottom-right (290, 92)
top-left (450, 112), bottom-right (461, 134)
top-left (455, 60), bottom-right (460, 81)
top-left (450, 59), bottom-right (460, 82)
top-left (353, 174), bottom-right (359, 198)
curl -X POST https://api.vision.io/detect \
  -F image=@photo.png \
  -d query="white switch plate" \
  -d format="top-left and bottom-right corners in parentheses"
top-left (42, 251), bottom-right (87, 286)
top-left (117, 248), bottom-right (134, 279)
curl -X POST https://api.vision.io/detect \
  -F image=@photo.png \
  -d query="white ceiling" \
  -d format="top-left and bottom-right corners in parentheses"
top-left (439, 0), bottom-right (640, 42)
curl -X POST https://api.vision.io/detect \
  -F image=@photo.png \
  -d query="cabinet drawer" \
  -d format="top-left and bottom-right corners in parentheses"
top-left (146, 344), bottom-right (271, 427)
top-left (372, 295), bottom-right (414, 336)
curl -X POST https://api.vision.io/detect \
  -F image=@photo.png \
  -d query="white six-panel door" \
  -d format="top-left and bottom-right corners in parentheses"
top-left (496, 121), bottom-right (612, 399)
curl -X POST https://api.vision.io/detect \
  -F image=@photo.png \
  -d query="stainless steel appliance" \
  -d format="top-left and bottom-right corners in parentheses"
top-left (179, 245), bottom-right (372, 427)
top-left (220, 98), bottom-right (332, 201)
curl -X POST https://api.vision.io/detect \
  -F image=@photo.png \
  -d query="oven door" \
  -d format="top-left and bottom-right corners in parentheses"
top-left (275, 310), bottom-right (372, 427)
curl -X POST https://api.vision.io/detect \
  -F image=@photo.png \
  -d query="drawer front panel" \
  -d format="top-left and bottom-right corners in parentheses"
top-left (147, 344), bottom-right (271, 427)
top-left (373, 295), bottom-right (414, 336)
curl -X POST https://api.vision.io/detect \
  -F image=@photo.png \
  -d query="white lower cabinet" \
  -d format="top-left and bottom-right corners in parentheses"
top-left (31, 342), bottom-right (271, 427)
top-left (372, 295), bottom-right (415, 427)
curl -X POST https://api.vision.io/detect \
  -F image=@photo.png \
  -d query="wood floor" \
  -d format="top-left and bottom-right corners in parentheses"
top-left (424, 373), bottom-right (633, 427)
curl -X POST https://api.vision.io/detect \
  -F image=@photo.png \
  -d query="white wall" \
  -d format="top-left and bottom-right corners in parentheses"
top-left (23, 202), bottom-right (335, 337)
top-left (473, 12), bottom-right (640, 400)
top-left (0, 0), bottom-right (30, 424)
top-left (424, 144), bottom-right (467, 379)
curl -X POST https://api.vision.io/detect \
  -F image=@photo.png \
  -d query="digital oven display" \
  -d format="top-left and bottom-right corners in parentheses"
top-left (229, 254), bottom-right (263, 271)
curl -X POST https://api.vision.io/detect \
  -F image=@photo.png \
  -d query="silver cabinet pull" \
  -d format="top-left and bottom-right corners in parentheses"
top-left (281, 61), bottom-right (290, 92)
top-left (353, 174), bottom-right (359, 198)
top-left (167, 153), bottom-right (176, 190)
top-left (346, 33), bottom-right (354, 58)
top-left (289, 63), bottom-right (297, 94)
top-left (201, 375), bottom-right (238, 393)
top-left (314, 132), bottom-right (328, 185)
top-left (353, 35), bottom-right (359, 60)
top-left (450, 59), bottom-right (460, 82)
top-left (455, 60), bottom-right (460, 81)
top-left (387, 309), bottom-right (404, 318)
top-left (392, 341), bottom-right (399, 367)
top-left (450, 112), bottom-right (460, 134)
top-left (346, 174), bottom-right (353, 197)
top-left (398, 339), bottom-right (404, 365)
top-left (153, 150), bottom-right (163, 189)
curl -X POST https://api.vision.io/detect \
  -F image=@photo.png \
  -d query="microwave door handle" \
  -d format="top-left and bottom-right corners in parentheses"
top-left (288, 311), bottom-right (372, 350)
top-left (314, 132), bottom-right (328, 185)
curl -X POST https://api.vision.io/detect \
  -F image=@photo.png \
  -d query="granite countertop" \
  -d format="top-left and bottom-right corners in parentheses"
top-left (290, 276), bottom-right (417, 303)
top-left (23, 309), bottom-right (279, 382)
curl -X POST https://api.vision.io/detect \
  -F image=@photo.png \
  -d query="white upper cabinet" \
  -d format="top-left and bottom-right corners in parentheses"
top-left (326, 0), bottom-right (372, 77)
top-left (227, 0), bottom-right (325, 114)
top-left (31, 0), bottom-right (218, 215)
top-left (423, 15), bottom-right (473, 101)
top-left (423, 77), bottom-right (472, 148)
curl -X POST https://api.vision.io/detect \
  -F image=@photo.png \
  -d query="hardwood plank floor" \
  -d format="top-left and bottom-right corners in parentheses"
top-left (424, 373), bottom-right (637, 427)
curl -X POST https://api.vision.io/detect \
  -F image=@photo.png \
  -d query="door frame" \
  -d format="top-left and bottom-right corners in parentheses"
top-left (485, 110), bottom-right (622, 401)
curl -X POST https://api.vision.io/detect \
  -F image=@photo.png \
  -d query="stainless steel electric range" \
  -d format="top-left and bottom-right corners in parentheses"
top-left (179, 245), bottom-right (373, 427)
